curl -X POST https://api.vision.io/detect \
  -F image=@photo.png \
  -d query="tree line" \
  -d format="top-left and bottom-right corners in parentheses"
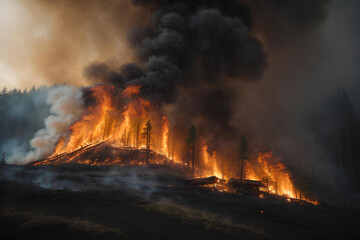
top-left (0, 87), bottom-right (50, 159)
top-left (311, 88), bottom-right (360, 190)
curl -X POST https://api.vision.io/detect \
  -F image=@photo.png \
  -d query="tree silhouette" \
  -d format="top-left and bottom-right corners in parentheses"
top-left (0, 87), bottom-right (50, 154)
top-left (312, 88), bottom-right (360, 189)
top-left (186, 125), bottom-right (196, 177)
top-left (142, 120), bottom-right (152, 164)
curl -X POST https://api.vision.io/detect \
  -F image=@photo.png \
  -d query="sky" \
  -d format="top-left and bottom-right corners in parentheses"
top-left (0, 0), bottom-right (359, 106)
top-left (0, 0), bottom-right (143, 90)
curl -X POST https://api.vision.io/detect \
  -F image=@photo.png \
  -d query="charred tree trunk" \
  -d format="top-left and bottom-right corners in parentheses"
top-left (240, 158), bottom-right (244, 181)
top-left (191, 141), bottom-right (195, 178)
top-left (142, 120), bottom-right (152, 164)
top-left (135, 121), bottom-right (140, 148)
top-left (347, 119), bottom-right (354, 180)
top-left (335, 113), bottom-right (343, 171)
top-left (187, 144), bottom-right (190, 171)
top-left (146, 133), bottom-right (150, 164)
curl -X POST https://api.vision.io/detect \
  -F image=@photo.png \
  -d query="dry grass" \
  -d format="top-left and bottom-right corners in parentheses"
top-left (146, 200), bottom-right (268, 239)
top-left (0, 207), bottom-right (127, 239)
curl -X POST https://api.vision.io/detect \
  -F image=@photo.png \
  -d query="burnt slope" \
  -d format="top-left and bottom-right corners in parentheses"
top-left (30, 141), bottom-right (172, 166)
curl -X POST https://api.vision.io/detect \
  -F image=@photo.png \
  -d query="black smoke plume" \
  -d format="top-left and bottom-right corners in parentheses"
top-left (84, 0), bottom-right (268, 164)
top-left (85, 0), bottom-right (268, 104)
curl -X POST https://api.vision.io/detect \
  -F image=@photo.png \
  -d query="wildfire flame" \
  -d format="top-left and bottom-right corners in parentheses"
top-left (50, 85), bottom-right (151, 157)
top-left (161, 115), bottom-right (170, 157)
top-left (33, 84), bottom-right (317, 204)
top-left (201, 146), bottom-right (223, 179)
top-left (245, 151), bottom-right (318, 204)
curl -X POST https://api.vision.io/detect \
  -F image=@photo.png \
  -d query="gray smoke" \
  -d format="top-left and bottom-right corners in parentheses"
top-left (0, 164), bottom-right (185, 199)
top-left (7, 85), bottom-right (85, 165)
top-left (245, 0), bottom-right (330, 51)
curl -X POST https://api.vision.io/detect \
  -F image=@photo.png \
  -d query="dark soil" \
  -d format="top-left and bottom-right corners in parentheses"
top-left (1, 164), bottom-right (359, 240)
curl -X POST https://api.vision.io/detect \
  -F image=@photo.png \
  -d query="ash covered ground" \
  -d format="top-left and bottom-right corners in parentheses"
top-left (1, 164), bottom-right (359, 240)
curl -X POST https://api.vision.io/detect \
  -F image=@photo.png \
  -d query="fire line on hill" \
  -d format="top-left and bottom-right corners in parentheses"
top-left (31, 84), bottom-right (317, 204)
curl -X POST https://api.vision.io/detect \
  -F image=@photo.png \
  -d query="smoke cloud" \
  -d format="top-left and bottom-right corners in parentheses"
top-left (7, 85), bottom-right (85, 164)
top-left (232, 0), bottom-right (360, 198)
top-left (245, 0), bottom-right (330, 51)
top-left (86, 0), bottom-right (267, 103)
top-left (84, 0), bottom-right (268, 164)
top-left (0, 0), bottom-right (146, 89)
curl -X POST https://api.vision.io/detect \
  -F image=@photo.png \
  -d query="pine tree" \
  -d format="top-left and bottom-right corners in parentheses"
top-left (142, 120), bottom-right (152, 164)
top-left (186, 125), bottom-right (196, 177)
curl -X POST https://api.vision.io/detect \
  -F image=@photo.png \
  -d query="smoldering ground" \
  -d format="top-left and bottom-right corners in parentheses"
top-left (0, 164), bottom-right (186, 199)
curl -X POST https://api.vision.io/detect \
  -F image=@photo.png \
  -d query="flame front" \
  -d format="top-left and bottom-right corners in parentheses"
top-left (245, 151), bottom-right (317, 204)
top-left (201, 146), bottom-right (223, 179)
top-left (52, 85), bottom-right (115, 156)
top-left (50, 85), bottom-right (152, 158)
top-left (34, 85), bottom-right (317, 204)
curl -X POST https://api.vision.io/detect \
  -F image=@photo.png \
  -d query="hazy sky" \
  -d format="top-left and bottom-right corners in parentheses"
top-left (0, 0), bottom-right (359, 99)
top-left (0, 0), bottom-right (144, 90)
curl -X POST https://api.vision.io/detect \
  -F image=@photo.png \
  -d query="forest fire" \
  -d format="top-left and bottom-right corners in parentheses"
top-left (30, 84), bottom-right (317, 204)
top-left (50, 84), bottom-right (151, 158)
top-left (2, 0), bottom-right (360, 239)
top-left (244, 152), bottom-right (318, 204)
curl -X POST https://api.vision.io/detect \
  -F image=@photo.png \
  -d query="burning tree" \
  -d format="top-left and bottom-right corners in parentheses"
top-left (186, 125), bottom-right (197, 177)
top-left (238, 134), bottom-right (248, 181)
top-left (142, 120), bottom-right (152, 164)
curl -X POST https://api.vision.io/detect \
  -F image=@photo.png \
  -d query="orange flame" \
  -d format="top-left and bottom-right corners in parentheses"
top-left (161, 115), bottom-right (170, 157)
top-left (51, 85), bottom-right (115, 156)
top-left (50, 85), bottom-right (152, 157)
top-left (245, 151), bottom-right (318, 204)
top-left (37, 85), bottom-right (317, 204)
top-left (200, 145), bottom-right (223, 179)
